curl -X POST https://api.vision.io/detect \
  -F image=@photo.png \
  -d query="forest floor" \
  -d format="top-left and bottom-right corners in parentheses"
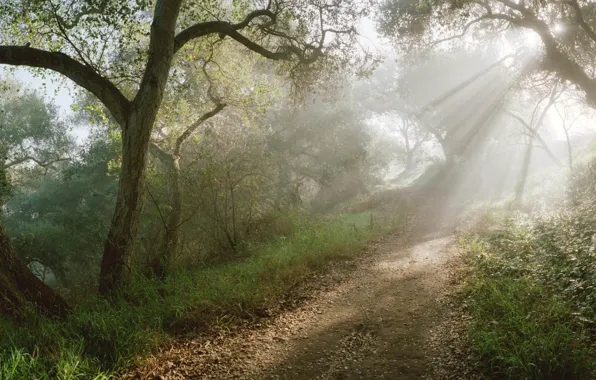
top-left (127, 200), bottom-right (480, 379)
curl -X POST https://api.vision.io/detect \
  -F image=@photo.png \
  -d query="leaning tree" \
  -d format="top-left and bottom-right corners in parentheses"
top-left (0, 0), bottom-right (372, 313)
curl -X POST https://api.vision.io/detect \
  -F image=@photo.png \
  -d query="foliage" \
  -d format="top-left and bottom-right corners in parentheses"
top-left (267, 95), bottom-right (387, 212)
top-left (464, 268), bottom-right (593, 379)
top-left (1, 0), bottom-right (377, 297)
top-left (138, 84), bottom-right (396, 269)
top-left (0, 83), bottom-right (73, 202)
top-left (0, 0), bottom-right (374, 95)
top-left (3, 129), bottom-right (119, 289)
top-left (0, 207), bottom-right (409, 379)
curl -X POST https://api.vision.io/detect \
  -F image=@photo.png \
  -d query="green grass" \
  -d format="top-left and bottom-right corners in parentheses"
top-left (460, 219), bottom-right (596, 379)
top-left (0, 208), bottom-right (409, 379)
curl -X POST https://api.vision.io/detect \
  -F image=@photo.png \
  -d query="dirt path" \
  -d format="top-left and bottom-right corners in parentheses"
top-left (133, 212), bottom-right (462, 379)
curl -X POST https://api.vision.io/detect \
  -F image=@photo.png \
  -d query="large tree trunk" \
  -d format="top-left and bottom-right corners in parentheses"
top-left (426, 138), bottom-right (457, 190)
top-left (395, 150), bottom-right (416, 183)
top-left (99, 114), bottom-right (152, 295)
top-left (98, 1), bottom-right (182, 296)
top-left (0, 225), bottom-right (69, 320)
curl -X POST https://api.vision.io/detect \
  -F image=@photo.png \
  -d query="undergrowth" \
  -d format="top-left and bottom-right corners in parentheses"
top-left (460, 198), bottom-right (596, 378)
top-left (0, 207), bottom-right (409, 379)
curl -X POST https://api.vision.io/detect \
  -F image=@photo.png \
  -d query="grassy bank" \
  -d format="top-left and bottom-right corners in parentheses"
top-left (460, 208), bottom-right (596, 379)
top-left (0, 208), bottom-right (409, 379)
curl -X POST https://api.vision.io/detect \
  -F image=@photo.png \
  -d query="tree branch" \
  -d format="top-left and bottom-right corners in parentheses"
top-left (49, 0), bottom-right (96, 70)
top-left (149, 142), bottom-right (174, 164)
top-left (471, 1), bottom-right (596, 106)
top-left (3, 156), bottom-right (70, 170)
top-left (146, 186), bottom-right (168, 231)
top-left (175, 9), bottom-right (275, 52)
top-left (428, 14), bottom-right (496, 47)
top-left (504, 110), bottom-right (562, 166)
top-left (0, 46), bottom-right (131, 126)
top-left (174, 10), bottom-right (321, 63)
top-left (173, 46), bottom-right (227, 156)
top-left (174, 103), bottom-right (226, 156)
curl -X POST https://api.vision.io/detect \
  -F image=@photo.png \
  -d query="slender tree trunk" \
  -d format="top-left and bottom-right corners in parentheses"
top-left (437, 136), bottom-right (456, 171)
top-left (515, 138), bottom-right (534, 203)
top-left (147, 102), bottom-right (224, 279)
top-left (563, 127), bottom-right (573, 169)
top-left (405, 151), bottom-right (415, 172)
top-left (401, 126), bottom-right (415, 176)
top-left (0, 146), bottom-right (11, 204)
top-left (427, 138), bottom-right (456, 190)
top-left (275, 159), bottom-right (291, 210)
top-left (0, 225), bottom-right (69, 320)
top-left (150, 157), bottom-right (181, 279)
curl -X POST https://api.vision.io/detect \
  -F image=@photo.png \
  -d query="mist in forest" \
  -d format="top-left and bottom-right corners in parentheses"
top-left (3, 0), bottom-right (596, 378)
top-left (5, 46), bottom-right (593, 285)
top-left (5, 42), bottom-right (593, 286)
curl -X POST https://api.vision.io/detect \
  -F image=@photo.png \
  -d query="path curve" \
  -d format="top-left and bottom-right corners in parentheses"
top-left (133, 215), bottom-right (458, 380)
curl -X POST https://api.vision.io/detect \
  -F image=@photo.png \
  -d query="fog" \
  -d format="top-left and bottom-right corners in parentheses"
top-left (6, 1), bottom-right (596, 377)
top-left (4, 25), bottom-right (596, 289)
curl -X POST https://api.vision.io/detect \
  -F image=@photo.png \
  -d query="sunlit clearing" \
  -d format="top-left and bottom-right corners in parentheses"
top-left (392, 45), bottom-right (574, 228)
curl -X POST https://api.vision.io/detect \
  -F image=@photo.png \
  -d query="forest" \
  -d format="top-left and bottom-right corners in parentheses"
top-left (2, 0), bottom-right (596, 378)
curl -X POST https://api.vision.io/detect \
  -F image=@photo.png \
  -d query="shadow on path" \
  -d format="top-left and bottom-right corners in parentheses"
top-left (130, 198), bottom-right (462, 380)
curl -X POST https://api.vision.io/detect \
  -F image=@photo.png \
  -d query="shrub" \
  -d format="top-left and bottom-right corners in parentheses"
top-left (461, 204), bottom-right (596, 378)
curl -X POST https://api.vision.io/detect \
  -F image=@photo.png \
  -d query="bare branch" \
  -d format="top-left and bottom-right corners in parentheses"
top-left (146, 186), bottom-right (168, 231)
top-left (174, 103), bottom-right (226, 156)
top-left (150, 47), bottom-right (226, 163)
top-left (49, 0), bottom-right (97, 70)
